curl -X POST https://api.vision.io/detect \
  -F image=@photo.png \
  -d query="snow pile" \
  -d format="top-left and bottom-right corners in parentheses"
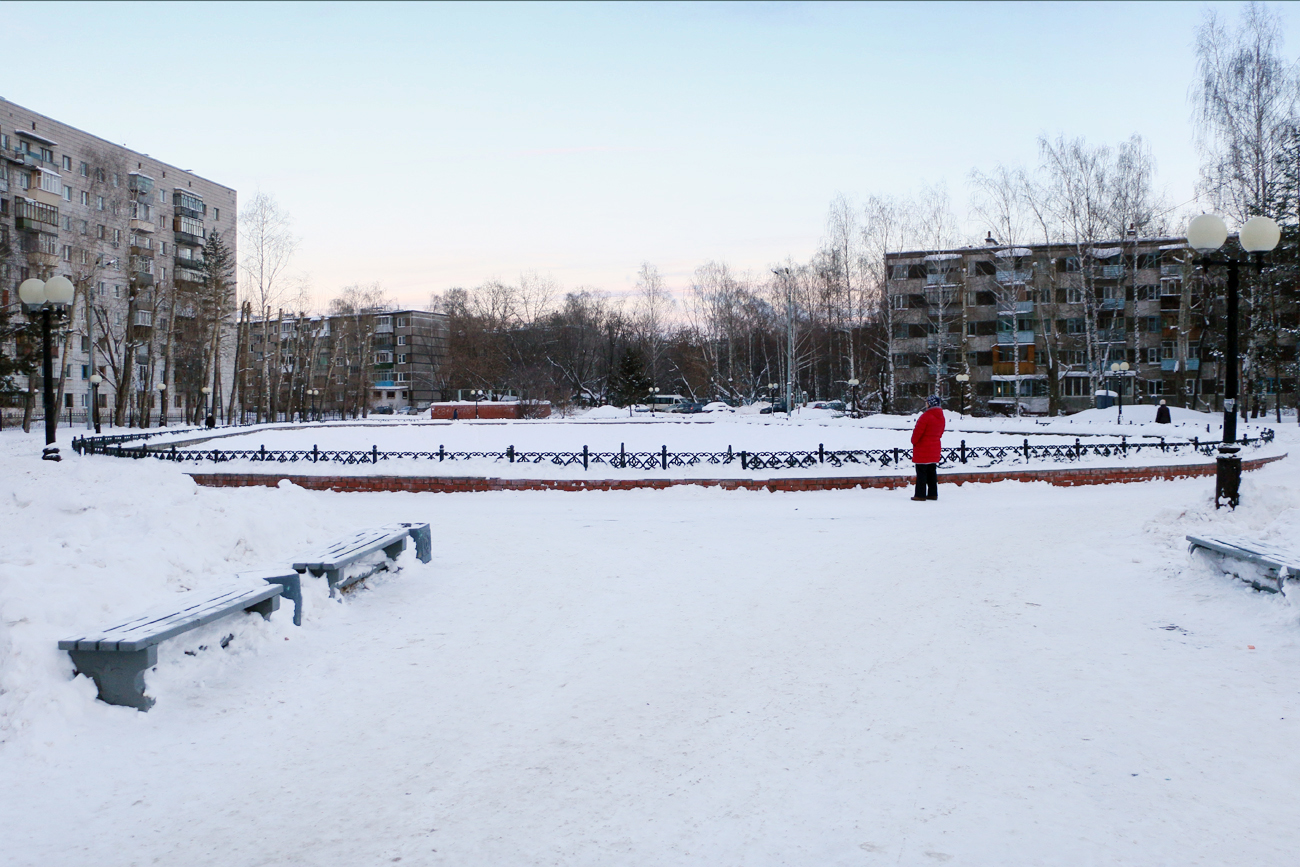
top-left (580, 404), bottom-right (629, 419)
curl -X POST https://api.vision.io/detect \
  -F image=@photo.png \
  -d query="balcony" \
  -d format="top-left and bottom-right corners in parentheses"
top-left (174, 230), bottom-right (205, 247)
top-left (1160, 264), bottom-right (1182, 277)
top-left (995, 330), bottom-right (1035, 345)
top-left (131, 271), bottom-right (155, 288)
top-left (1186, 358), bottom-right (1200, 371)
top-left (1097, 264), bottom-right (1124, 279)
top-left (174, 265), bottom-right (205, 285)
top-left (130, 218), bottom-right (155, 234)
top-left (994, 269), bottom-right (1032, 284)
top-left (1099, 297), bottom-right (1125, 310)
top-left (992, 361), bottom-right (1036, 376)
top-left (1096, 328), bottom-right (1126, 343)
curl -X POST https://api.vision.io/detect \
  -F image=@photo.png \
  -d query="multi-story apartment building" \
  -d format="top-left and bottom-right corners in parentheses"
top-left (885, 234), bottom-right (1297, 416)
top-left (0, 98), bottom-right (237, 425)
top-left (242, 308), bottom-right (448, 417)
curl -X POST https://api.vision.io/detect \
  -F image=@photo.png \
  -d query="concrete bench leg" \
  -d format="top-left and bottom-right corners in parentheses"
top-left (245, 595), bottom-right (280, 618)
top-left (406, 524), bottom-right (431, 563)
top-left (383, 537), bottom-right (407, 561)
top-left (68, 646), bottom-right (158, 711)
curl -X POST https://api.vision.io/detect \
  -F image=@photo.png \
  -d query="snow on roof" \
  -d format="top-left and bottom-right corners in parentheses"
top-left (1159, 243), bottom-right (1187, 251)
top-left (15, 128), bottom-right (58, 146)
top-left (924, 253), bottom-right (962, 261)
top-left (995, 247), bottom-right (1033, 257)
top-left (1090, 247), bottom-right (1123, 258)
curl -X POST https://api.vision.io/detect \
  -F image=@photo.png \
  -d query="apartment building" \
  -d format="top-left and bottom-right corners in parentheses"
top-left (0, 97), bottom-right (237, 423)
top-left (243, 308), bottom-right (449, 416)
top-left (884, 234), bottom-right (1297, 415)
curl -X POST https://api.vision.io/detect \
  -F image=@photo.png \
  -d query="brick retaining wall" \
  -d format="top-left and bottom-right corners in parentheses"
top-left (187, 452), bottom-right (1287, 494)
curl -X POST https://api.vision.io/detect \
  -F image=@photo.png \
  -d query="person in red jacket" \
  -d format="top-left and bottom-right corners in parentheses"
top-left (910, 394), bottom-right (946, 501)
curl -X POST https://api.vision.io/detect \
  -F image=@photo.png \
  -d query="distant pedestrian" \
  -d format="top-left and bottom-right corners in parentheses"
top-left (1155, 399), bottom-right (1171, 424)
top-left (453, 408), bottom-right (459, 420)
top-left (911, 395), bottom-right (945, 501)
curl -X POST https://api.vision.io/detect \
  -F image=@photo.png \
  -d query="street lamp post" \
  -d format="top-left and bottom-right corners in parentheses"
top-left (955, 373), bottom-right (970, 418)
top-left (200, 386), bottom-right (212, 427)
top-left (89, 373), bottom-right (102, 434)
top-left (17, 276), bottom-right (75, 461)
top-left (847, 378), bottom-right (860, 417)
top-left (308, 388), bottom-right (319, 422)
top-left (1186, 213), bottom-right (1281, 508)
top-left (156, 382), bottom-right (167, 427)
top-left (1108, 361), bottom-right (1130, 424)
top-left (648, 386), bottom-right (660, 414)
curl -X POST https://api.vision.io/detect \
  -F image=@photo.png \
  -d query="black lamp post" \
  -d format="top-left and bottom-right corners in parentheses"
top-left (648, 386), bottom-right (659, 414)
top-left (156, 381), bottom-right (167, 427)
top-left (954, 373), bottom-right (969, 418)
top-left (89, 373), bottom-right (102, 434)
top-left (1186, 213), bottom-right (1282, 508)
top-left (200, 385), bottom-right (212, 427)
top-left (1109, 361), bottom-right (1130, 424)
top-left (18, 276), bottom-right (75, 461)
top-left (848, 377), bottom-right (860, 417)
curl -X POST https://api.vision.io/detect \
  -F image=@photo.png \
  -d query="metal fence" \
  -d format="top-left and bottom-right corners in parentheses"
top-left (72, 430), bottom-right (1276, 472)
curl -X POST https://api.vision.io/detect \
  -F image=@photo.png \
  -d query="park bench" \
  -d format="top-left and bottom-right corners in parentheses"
top-left (1186, 534), bottom-right (1300, 595)
top-left (58, 568), bottom-right (300, 711)
top-left (293, 522), bottom-right (431, 595)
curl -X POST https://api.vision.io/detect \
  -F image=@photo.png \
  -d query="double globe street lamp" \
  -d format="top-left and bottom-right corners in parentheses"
top-left (1185, 212), bottom-right (1282, 508)
top-left (17, 275), bottom-right (76, 461)
top-left (88, 373), bottom-right (103, 434)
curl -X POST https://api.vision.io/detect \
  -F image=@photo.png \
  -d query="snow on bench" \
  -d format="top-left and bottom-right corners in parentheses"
top-left (58, 569), bottom-right (299, 711)
top-left (1186, 534), bottom-right (1300, 595)
top-left (293, 522), bottom-right (431, 595)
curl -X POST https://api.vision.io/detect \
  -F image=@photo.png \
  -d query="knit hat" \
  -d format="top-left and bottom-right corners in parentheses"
top-left (926, 395), bottom-right (942, 409)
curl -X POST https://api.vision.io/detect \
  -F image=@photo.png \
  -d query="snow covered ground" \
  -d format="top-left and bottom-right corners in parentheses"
top-left (2, 416), bottom-right (1300, 865)
top-left (121, 406), bottom-right (1287, 480)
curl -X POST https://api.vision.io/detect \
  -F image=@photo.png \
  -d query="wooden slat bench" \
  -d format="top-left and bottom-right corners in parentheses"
top-left (1186, 534), bottom-right (1300, 595)
top-left (58, 569), bottom-right (299, 711)
top-left (293, 522), bottom-right (431, 594)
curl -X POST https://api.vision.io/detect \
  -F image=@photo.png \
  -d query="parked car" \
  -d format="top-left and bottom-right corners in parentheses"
top-left (671, 401), bottom-right (706, 414)
top-left (371, 405), bottom-right (395, 415)
top-left (395, 406), bottom-right (419, 415)
top-left (810, 400), bottom-right (846, 412)
top-left (759, 400), bottom-right (788, 415)
top-left (701, 401), bottom-right (734, 413)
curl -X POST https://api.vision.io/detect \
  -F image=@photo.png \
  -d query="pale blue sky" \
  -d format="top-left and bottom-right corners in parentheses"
top-left (7, 1), bottom-right (1298, 307)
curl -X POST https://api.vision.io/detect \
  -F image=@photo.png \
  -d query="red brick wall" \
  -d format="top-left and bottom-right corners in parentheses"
top-left (429, 403), bottom-right (551, 420)
top-left (188, 453), bottom-right (1286, 494)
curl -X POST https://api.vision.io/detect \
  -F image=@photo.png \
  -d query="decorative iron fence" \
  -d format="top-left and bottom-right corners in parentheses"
top-left (72, 430), bottom-right (1276, 472)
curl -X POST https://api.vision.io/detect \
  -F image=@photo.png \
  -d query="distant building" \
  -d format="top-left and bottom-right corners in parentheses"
top-left (1, 97), bottom-right (237, 424)
top-left (243, 308), bottom-right (449, 416)
top-left (884, 234), bottom-right (1297, 415)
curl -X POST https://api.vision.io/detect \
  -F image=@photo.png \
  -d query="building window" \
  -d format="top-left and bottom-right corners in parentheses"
top-left (62, 245), bottom-right (72, 262)
top-left (79, 161), bottom-right (88, 177)
top-left (213, 207), bottom-right (219, 221)
top-left (396, 372), bottom-right (409, 382)
top-left (114, 228), bottom-right (122, 244)
top-left (1145, 347), bottom-right (1159, 364)
top-left (63, 185), bottom-right (72, 201)
top-left (96, 196), bottom-right (104, 211)
top-left (396, 316), bottom-right (410, 327)
top-left (396, 335), bottom-right (408, 345)
top-left (397, 354), bottom-right (408, 364)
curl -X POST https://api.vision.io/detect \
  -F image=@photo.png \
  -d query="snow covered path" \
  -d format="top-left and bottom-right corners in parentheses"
top-left (4, 448), bottom-right (1300, 865)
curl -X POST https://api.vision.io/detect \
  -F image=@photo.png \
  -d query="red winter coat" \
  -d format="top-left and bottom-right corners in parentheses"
top-left (911, 407), bottom-right (945, 464)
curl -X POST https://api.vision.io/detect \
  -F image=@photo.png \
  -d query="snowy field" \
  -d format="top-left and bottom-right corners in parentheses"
top-left (126, 405), bottom-right (1288, 480)
top-left (2, 415), bottom-right (1300, 865)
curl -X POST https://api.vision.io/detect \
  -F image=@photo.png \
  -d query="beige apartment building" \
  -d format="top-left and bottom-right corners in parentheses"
top-left (884, 234), bottom-right (1297, 416)
top-left (1, 97), bottom-right (237, 425)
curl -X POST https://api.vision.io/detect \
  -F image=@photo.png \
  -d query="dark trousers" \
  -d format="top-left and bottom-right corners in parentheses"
top-left (914, 463), bottom-right (938, 499)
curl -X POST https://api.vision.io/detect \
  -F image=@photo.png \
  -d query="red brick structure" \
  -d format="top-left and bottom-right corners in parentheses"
top-left (188, 452), bottom-right (1285, 494)
top-left (428, 402), bottom-right (551, 420)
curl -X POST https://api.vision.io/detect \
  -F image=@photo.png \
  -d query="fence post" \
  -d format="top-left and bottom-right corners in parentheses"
top-left (960, 439), bottom-right (966, 464)
top-left (892, 447), bottom-right (899, 466)
top-left (726, 445), bottom-right (732, 463)
top-left (818, 443), bottom-right (824, 464)
top-left (1122, 436), bottom-right (1127, 456)
top-left (1023, 438), bottom-right (1030, 462)
top-left (741, 450), bottom-right (748, 470)
top-left (508, 445), bottom-right (514, 463)
top-left (312, 444), bottom-right (319, 463)
top-left (372, 444), bottom-right (379, 464)
top-left (439, 445), bottom-right (444, 462)
top-left (1160, 436), bottom-right (1165, 452)
top-left (1075, 437), bottom-right (1081, 460)
top-left (260, 444), bottom-right (266, 462)
top-left (620, 442), bottom-right (625, 468)
top-left (583, 444), bottom-right (589, 471)
top-left (661, 445), bottom-right (668, 470)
